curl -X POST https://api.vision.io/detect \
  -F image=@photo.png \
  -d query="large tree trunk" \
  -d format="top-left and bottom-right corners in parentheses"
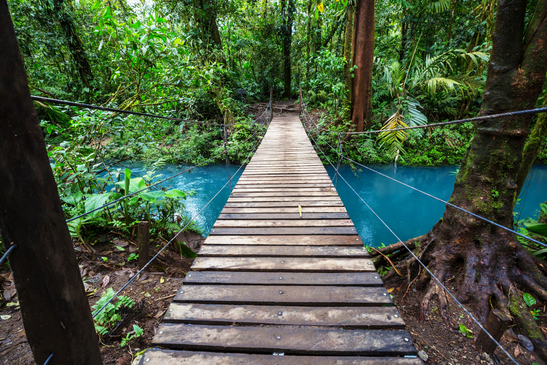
top-left (389, 0), bottom-right (547, 359)
top-left (350, 0), bottom-right (374, 132)
top-left (281, 0), bottom-right (295, 98)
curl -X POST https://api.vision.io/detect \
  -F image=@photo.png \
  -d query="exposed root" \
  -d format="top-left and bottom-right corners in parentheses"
top-left (376, 225), bottom-right (547, 362)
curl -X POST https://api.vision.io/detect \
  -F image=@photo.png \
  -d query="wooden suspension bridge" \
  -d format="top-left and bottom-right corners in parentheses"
top-left (140, 116), bottom-right (422, 364)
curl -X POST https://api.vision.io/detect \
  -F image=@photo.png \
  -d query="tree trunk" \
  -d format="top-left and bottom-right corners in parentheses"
top-left (350, 0), bottom-right (375, 132)
top-left (281, 0), bottom-right (295, 98)
top-left (392, 0), bottom-right (547, 359)
top-left (446, 0), bottom-right (457, 43)
top-left (515, 99), bottom-right (547, 198)
top-left (0, 1), bottom-right (103, 363)
top-left (343, 2), bottom-right (355, 108)
top-left (51, 0), bottom-right (93, 89)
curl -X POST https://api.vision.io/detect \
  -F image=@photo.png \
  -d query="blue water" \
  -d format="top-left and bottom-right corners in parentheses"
top-left (328, 164), bottom-right (547, 246)
top-left (123, 162), bottom-right (547, 246)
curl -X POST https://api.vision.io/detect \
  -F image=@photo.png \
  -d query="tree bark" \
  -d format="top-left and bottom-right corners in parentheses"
top-left (0, 1), bottom-right (103, 363)
top-left (350, 0), bottom-right (375, 132)
top-left (281, 0), bottom-right (295, 98)
top-left (515, 99), bottom-right (547, 198)
top-left (51, 0), bottom-right (94, 89)
top-left (343, 2), bottom-right (355, 108)
top-left (392, 0), bottom-right (547, 359)
top-left (446, 0), bottom-right (458, 43)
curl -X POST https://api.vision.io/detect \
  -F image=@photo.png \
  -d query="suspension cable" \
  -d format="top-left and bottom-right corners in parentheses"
top-left (306, 127), bottom-right (519, 365)
top-left (65, 130), bottom-right (260, 223)
top-left (92, 131), bottom-right (264, 319)
top-left (311, 105), bottom-right (547, 135)
top-left (303, 109), bottom-right (547, 249)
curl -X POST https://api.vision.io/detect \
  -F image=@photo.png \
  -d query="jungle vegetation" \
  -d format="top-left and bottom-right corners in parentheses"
top-left (6, 0), bottom-right (547, 360)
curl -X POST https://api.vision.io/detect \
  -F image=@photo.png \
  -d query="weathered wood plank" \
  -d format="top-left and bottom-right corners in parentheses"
top-left (190, 257), bottom-right (373, 272)
top-left (182, 271), bottom-right (381, 286)
top-left (224, 202), bottom-right (344, 208)
top-left (212, 219), bottom-right (354, 228)
top-left (233, 189), bottom-right (336, 194)
top-left (164, 303), bottom-right (405, 328)
top-left (218, 213), bottom-right (350, 219)
top-left (221, 207), bottom-right (347, 214)
top-left (152, 324), bottom-right (416, 355)
top-left (230, 192), bottom-right (338, 197)
top-left (203, 235), bottom-right (363, 246)
top-left (198, 245), bottom-right (369, 257)
top-left (209, 227), bottom-right (358, 235)
top-left (140, 350), bottom-right (423, 365)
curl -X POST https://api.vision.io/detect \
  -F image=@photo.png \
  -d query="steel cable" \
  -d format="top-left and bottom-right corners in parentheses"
top-left (91, 129), bottom-right (264, 319)
top-left (306, 126), bottom-right (519, 365)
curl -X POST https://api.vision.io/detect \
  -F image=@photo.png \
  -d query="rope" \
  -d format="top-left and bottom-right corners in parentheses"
top-left (66, 131), bottom-right (258, 223)
top-left (92, 129), bottom-right (264, 319)
top-left (0, 245), bottom-right (16, 266)
top-left (31, 96), bottom-right (197, 124)
top-left (313, 106), bottom-right (547, 135)
top-left (43, 353), bottom-right (54, 365)
top-left (304, 111), bottom-right (547, 249)
top-left (64, 101), bottom-right (270, 223)
top-left (306, 126), bottom-right (519, 365)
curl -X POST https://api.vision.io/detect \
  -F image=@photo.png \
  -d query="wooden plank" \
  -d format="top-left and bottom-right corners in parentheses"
top-left (190, 257), bottom-right (373, 272)
top-left (212, 219), bottom-right (354, 228)
top-left (203, 235), bottom-right (363, 246)
top-left (182, 271), bottom-right (382, 286)
top-left (218, 213), bottom-right (350, 219)
top-left (140, 350), bottom-right (423, 365)
top-left (233, 188), bottom-right (336, 192)
top-left (224, 202), bottom-right (344, 208)
top-left (164, 303), bottom-right (405, 328)
top-left (198, 245), bottom-right (369, 257)
top-left (221, 207), bottom-right (347, 213)
top-left (233, 184), bottom-right (334, 188)
top-left (209, 227), bottom-right (358, 235)
top-left (175, 285), bottom-right (390, 305)
top-left (231, 192), bottom-right (338, 197)
top-left (152, 324), bottom-right (416, 356)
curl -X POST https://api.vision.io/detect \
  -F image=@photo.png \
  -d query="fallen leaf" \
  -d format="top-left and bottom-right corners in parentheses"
top-left (3, 288), bottom-right (16, 300)
top-left (518, 334), bottom-right (534, 351)
top-left (1, 315), bottom-right (11, 320)
top-left (387, 288), bottom-right (395, 293)
top-left (514, 344), bottom-right (522, 357)
top-left (144, 292), bottom-right (151, 297)
top-left (160, 276), bottom-right (165, 284)
top-left (115, 246), bottom-right (125, 251)
top-left (102, 275), bottom-right (110, 288)
top-left (6, 301), bottom-right (19, 307)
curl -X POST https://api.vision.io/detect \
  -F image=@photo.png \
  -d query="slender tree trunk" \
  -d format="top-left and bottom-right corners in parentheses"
top-left (350, 0), bottom-right (375, 132)
top-left (0, 1), bottom-right (103, 363)
top-left (399, 12), bottom-right (408, 61)
top-left (51, 0), bottom-right (93, 89)
top-left (281, 0), bottom-right (295, 98)
top-left (391, 0), bottom-right (547, 359)
top-left (446, 0), bottom-right (457, 43)
top-left (343, 2), bottom-right (355, 108)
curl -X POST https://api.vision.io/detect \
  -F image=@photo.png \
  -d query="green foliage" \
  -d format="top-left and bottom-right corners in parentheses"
top-left (120, 324), bottom-right (144, 347)
top-left (92, 288), bottom-right (135, 336)
top-left (523, 293), bottom-right (541, 320)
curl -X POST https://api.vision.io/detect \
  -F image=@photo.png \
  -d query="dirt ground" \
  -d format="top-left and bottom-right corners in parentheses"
top-left (385, 274), bottom-right (547, 365)
top-left (0, 231), bottom-right (203, 365)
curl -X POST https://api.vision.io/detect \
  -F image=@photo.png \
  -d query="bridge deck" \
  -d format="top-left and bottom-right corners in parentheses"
top-left (141, 116), bottom-right (422, 364)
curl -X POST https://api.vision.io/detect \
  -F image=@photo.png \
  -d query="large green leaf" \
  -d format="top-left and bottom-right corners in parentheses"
top-left (85, 193), bottom-right (114, 216)
top-left (116, 177), bottom-right (147, 193)
top-left (524, 223), bottom-right (547, 236)
top-left (140, 191), bottom-right (166, 202)
top-left (523, 293), bottom-right (537, 307)
top-left (165, 189), bottom-right (187, 199)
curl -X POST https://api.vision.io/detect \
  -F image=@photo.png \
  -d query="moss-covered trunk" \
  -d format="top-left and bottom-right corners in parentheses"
top-left (391, 0), bottom-right (547, 360)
